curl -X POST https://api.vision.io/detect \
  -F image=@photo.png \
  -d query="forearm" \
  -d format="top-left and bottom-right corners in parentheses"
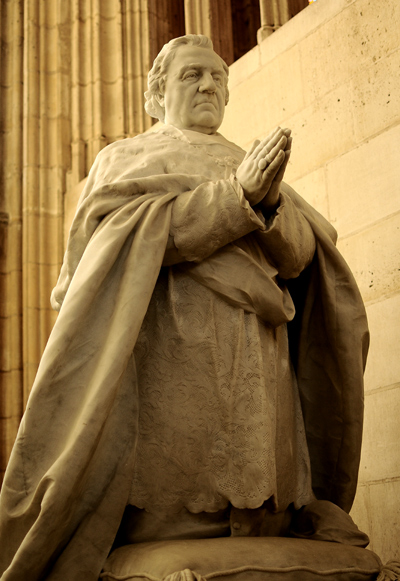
top-left (254, 190), bottom-right (316, 279)
top-left (166, 175), bottom-right (266, 264)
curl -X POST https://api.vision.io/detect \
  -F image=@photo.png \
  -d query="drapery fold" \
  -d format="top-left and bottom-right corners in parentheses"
top-left (0, 129), bottom-right (368, 580)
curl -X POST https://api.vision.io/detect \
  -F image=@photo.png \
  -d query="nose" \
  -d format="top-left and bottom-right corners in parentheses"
top-left (199, 72), bottom-right (217, 93)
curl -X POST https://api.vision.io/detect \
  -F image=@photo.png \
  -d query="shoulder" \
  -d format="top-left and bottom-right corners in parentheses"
top-left (95, 131), bottom-right (178, 165)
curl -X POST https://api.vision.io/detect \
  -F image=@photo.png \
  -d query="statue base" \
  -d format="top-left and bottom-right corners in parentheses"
top-left (100, 536), bottom-right (386, 581)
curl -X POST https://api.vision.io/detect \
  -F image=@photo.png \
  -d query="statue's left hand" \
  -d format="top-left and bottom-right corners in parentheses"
top-left (259, 130), bottom-right (292, 214)
top-left (236, 127), bottom-right (291, 209)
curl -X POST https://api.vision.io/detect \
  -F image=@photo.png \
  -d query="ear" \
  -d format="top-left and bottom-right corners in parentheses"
top-left (156, 78), bottom-right (166, 107)
top-left (156, 93), bottom-right (165, 107)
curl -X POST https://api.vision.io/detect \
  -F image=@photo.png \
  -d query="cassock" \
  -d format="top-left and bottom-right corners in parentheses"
top-left (0, 125), bottom-right (368, 580)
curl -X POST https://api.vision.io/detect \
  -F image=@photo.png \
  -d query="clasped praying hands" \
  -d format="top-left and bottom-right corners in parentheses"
top-left (236, 127), bottom-right (292, 213)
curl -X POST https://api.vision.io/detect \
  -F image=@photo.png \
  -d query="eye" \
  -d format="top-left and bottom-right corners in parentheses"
top-left (182, 71), bottom-right (198, 81)
top-left (212, 74), bottom-right (223, 86)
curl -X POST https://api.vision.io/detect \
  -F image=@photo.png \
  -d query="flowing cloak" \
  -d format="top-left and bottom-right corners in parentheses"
top-left (0, 126), bottom-right (369, 580)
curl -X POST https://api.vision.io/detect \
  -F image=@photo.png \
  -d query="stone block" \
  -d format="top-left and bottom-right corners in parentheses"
top-left (39, 116), bottom-right (60, 167)
top-left (336, 211), bottom-right (400, 304)
top-left (23, 213), bottom-right (63, 266)
top-left (358, 385), bottom-right (400, 483)
top-left (1, 87), bottom-right (19, 133)
top-left (43, 26), bottom-right (59, 73)
top-left (369, 479), bottom-right (400, 562)
top-left (1, 221), bottom-right (22, 275)
top-left (94, 0), bottom-right (120, 20)
top-left (0, 415), bottom-right (22, 465)
top-left (259, 0), bottom-right (355, 67)
top-left (300, 0), bottom-right (400, 104)
top-left (100, 23), bottom-right (124, 84)
top-left (228, 44), bottom-right (260, 90)
top-left (284, 83), bottom-right (356, 181)
top-left (0, 270), bottom-right (22, 318)
top-left (24, 262), bottom-right (60, 310)
top-left (23, 262), bottom-right (40, 310)
top-left (221, 44), bottom-right (304, 149)
top-left (24, 126), bottom-right (41, 169)
top-left (289, 167), bottom-right (329, 220)
top-left (364, 294), bottom-right (400, 392)
top-left (327, 124), bottom-right (400, 237)
top-left (349, 483), bottom-right (372, 542)
top-left (351, 49), bottom-right (400, 144)
top-left (0, 370), bottom-right (23, 418)
top-left (42, 73), bottom-right (62, 120)
top-left (0, 315), bottom-right (22, 372)
top-left (64, 178), bottom-right (88, 246)
top-left (42, 0), bottom-right (57, 27)
top-left (102, 80), bottom-right (125, 137)
top-left (40, 168), bottom-right (64, 214)
top-left (2, 0), bottom-right (23, 45)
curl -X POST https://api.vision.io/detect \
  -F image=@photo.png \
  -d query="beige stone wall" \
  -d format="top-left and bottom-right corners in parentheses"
top-left (219, 0), bottom-right (400, 561)
top-left (2, 0), bottom-right (399, 563)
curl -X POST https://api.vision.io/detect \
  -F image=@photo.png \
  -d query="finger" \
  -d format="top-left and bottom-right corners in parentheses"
top-left (285, 136), bottom-right (293, 151)
top-left (258, 135), bottom-right (287, 165)
top-left (282, 128), bottom-right (292, 138)
top-left (273, 149), bottom-right (291, 183)
top-left (244, 139), bottom-right (260, 160)
top-left (261, 149), bottom-right (285, 182)
top-left (255, 128), bottom-right (284, 159)
top-left (253, 127), bottom-right (282, 158)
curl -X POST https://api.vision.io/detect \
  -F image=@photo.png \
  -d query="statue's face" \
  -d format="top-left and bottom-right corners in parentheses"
top-left (161, 45), bottom-right (227, 134)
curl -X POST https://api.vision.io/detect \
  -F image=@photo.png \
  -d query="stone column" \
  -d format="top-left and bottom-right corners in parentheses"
top-left (0, 0), bottom-right (154, 482)
top-left (0, 0), bottom-right (24, 483)
top-left (184, 0), bottom-right (212, 37)
top-left (184, 0), bottom-right (234, 65)
top-left (258, 0), bottom-right (308, 43)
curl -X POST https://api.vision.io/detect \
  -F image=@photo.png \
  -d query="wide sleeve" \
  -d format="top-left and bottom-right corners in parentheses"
top-left (164, 174), bottom-right (266, 265)
top-left (254, 191), bottom-right (316, 279)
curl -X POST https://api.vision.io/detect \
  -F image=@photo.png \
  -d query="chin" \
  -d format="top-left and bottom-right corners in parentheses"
top-left (192, 114), bottom-right (221, 132)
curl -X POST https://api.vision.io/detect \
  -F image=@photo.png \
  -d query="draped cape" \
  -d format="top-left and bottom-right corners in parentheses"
top-left (0, 128), bottom-right (369, 580)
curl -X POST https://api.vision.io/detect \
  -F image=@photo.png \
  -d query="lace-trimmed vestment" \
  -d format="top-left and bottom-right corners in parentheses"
top-left (0, 123), bottom-right (368, 580)
top-left (129, 127), bottom-right (316, 515)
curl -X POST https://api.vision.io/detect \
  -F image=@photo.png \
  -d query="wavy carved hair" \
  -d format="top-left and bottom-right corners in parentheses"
top-left (145, 35), bottom-right (230, 123)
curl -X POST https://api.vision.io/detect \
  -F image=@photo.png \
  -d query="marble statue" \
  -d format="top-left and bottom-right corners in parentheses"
top-left (0, 35), bottom-right (374, 581)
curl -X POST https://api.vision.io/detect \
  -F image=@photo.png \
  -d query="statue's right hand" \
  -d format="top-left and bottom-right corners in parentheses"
top-left (236, 127), bottom-right (289, 206)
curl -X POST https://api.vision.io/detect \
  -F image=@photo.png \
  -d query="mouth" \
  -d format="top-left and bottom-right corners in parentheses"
top-left (196, 101), bottom-right (217, 109)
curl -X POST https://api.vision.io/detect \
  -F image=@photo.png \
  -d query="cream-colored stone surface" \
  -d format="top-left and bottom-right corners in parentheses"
top-left (299, 0), bottom-right (400, 104)
top-left (286, 83), bottom-right (357, 181)
top-left (1, 0), bottom-right (399, 565)
top-left (0, 270), bottom-right (22, 319)
top-left (221, 43), bottom-right (305, 149)
top-left (290, 167), bottom-right (329, 220)
top-left (359, 384), bottom-right (400, 483)
top-left (0, 369), bottom-right (23, 419)
top-left (337, 211), bottom-right (400, 304)
top-left (349, 484), bottom-right (372, 544)
top-left (352, 49), bottom-right (400, 144)
top-left (220, 0), bottom-right (400, 559)
top-left (364, 293), bottom-right (400, 393)
top-left (327, 124), bottom-right (400, 237)
top-left (258, 0), bottom-right (356, 67)
top-left (0, 315), bottom-right (22, 373)
top-left (369, 479), bottom-right (400, 562)
top-left (228, 44), bottom-right (260, 90)
top-left (224, 82), bottom-right (358, 180)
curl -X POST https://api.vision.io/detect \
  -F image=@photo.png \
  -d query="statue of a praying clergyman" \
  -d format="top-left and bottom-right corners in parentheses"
top-left (0, 35), bottom-right (373, 581)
